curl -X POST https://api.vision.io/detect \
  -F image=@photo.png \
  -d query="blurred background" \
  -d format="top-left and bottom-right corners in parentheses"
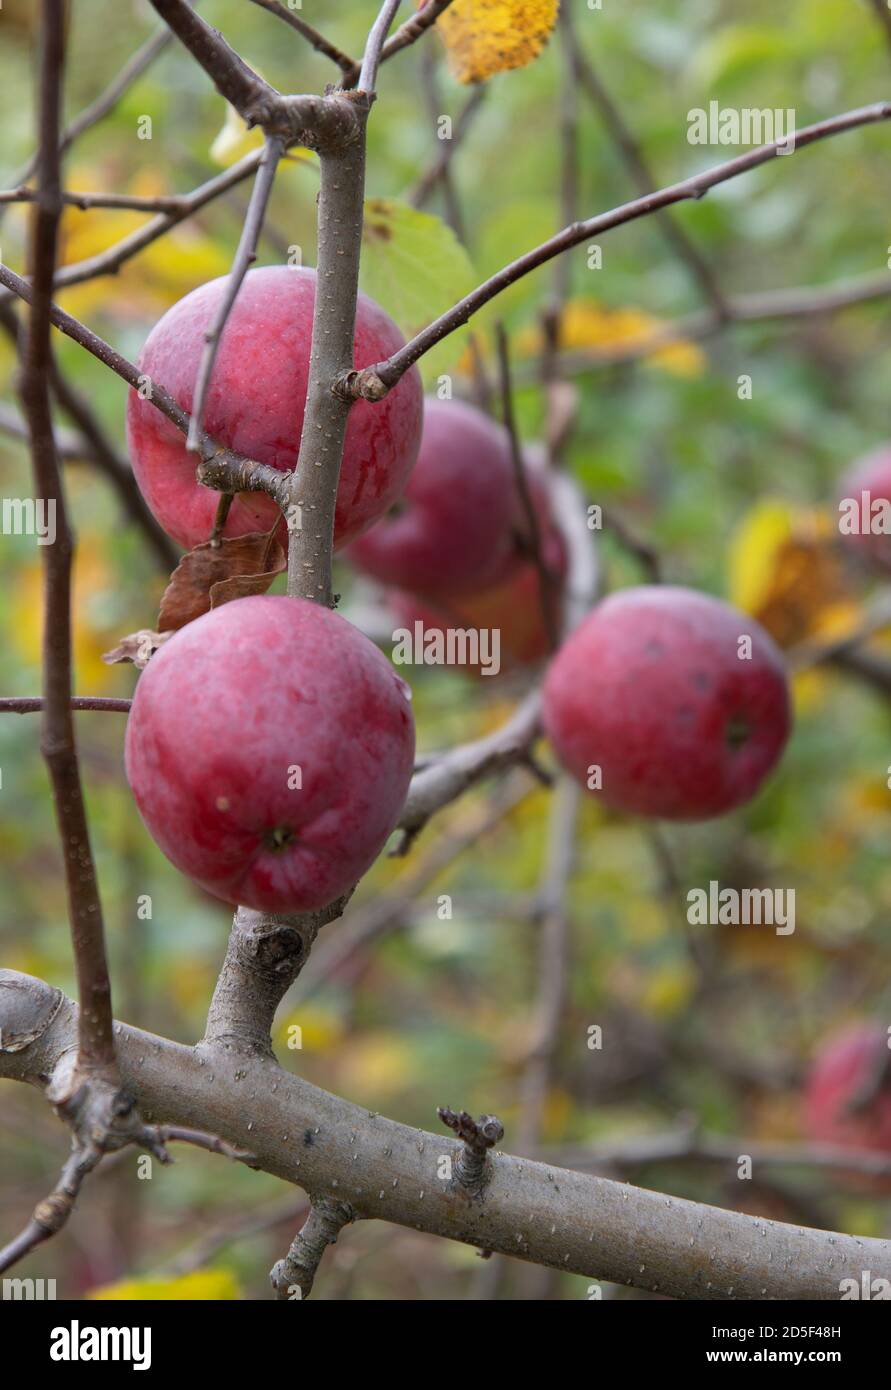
top-left (2, 0), bottom-right (891, 1300)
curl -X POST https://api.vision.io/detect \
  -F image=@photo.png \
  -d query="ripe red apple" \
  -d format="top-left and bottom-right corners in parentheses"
top-left (127, 266), bottom-right (423, 552)
top-left (346, 397), bottom-right (519, 599)
top-left (837, 446), bottom-right (891, 573)
top-left (805, 1023), bottom-right (891, 1154)
top-left (542, 586), bottom-right (791, 819)
top-left (125, 595), bottom-right (415, 912)
top-left (386, 462), bottom-right (566, 675)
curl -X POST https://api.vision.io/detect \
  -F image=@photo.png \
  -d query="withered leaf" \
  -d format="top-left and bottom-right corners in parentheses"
top-left (158, 528), bottom-right (286, 633)
top-left (102, 629), bottom-right (173, 670)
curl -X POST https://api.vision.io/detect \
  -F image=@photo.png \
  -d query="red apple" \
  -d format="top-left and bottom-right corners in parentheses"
top-left (805, 1023), bottom-right (891, 1154)
top-left (385, 458), bottom-right (567, 675)
top-left (837, 446), bottom-right (891, 573)
top-left (346, 397), bottom-right (519, 599)
top-left (125, 595), bottom-right (415, 912)
top-left (389, 522), bottom-right (566, 675)
top-left (127, 266), bottom-right (423, 552)
top-left (542, 586), bottom-right (791, 819)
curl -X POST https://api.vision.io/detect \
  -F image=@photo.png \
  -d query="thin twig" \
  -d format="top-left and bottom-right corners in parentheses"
top-left (148, 0), bottom-right (279, 118)
top-left (0, 187), bottom-right (191, 213)
top-left (44, 153), bottom-right (273, 296)
top-left (6, 23), bottom-right (174, 190)
top-left (0, 697), bottom-right (132, 714)
top-left (410, 65), bottom-right (485, 235)
top-left (342, 0), bottom-right (455, 89)
top-left (22, 0), bottom-right (115, 1075)
top-left (358, 0), bottom-right (405, 94)
top-left (247, 0), bottom-right (356, 73)
top-left (187, 134), bottom-right (285, 450)
top-left (0, 303), bottom-right (178, 570)
top-left (494, 324), bottom-right (560, 650)
top-left (290, 779), bottom-right (531, 1004)
top-left (516, 778), bottom-right (581, 1152)
top-left (568, 19), bottom-right (728, 317)
top-left (342, 101), bottom-right (891, 397)
top-left (155, 1124), bottom-right (259, 1168)
top-left (868, 0), bottom-right (891, 63)
top-left (0, 262), bottom-right (292, 511)
top-left (0, 1143), bottom-right (103, 1276)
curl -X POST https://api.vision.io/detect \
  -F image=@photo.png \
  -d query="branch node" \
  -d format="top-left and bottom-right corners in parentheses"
top-left (334, 367), bottom-right (389, 402)
top-left (438, 1106), bottom-right (504, 1196)
top-left (269, 1197), bottom-right (354, 1300)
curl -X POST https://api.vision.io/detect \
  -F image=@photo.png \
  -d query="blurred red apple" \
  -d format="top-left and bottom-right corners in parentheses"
top-left (805, 1022), bottom-right (891, 1153)
top-left (837, 446), bottom-right (891, 573)
top-left (347, 397), bottom-right (519, 599)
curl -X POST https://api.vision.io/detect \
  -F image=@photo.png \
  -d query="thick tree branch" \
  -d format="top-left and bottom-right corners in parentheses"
top-left (285, 106), bottom-right (371, 603)
top-left (148, 0), bottom-right (279, 121)
top-left (203, 900), bottom-right (351, 1058)
top-left (341, 101), bottom-right (891, 397)
top-left (2, 970), bottom-right (889, 1300)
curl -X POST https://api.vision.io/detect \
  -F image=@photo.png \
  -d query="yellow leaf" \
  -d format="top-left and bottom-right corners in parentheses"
top-left (727, 500), bottom-right (856, 649)
top-left (210, 101), bottom-right (265, 167)
top-left (438, 0), bottom-right (559, 84)
top-left (517, 299), bottom-right (706, 378)
top-left (90, 1269), bottom-right (240, 1301)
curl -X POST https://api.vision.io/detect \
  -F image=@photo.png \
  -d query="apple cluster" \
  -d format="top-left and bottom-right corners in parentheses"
top-left (123, 267), bottom-right (794, 925)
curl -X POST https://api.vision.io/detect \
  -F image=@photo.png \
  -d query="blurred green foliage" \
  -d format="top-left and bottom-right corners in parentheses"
top-left (1, 0), bottom-right (891, 1300)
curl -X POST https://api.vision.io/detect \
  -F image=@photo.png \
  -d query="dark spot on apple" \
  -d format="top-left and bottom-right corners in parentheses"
top-left (725, 714), bottom-right (750, 749)
top-left (645, 639), bottom-right (665, 658)
top-left (691, 670), bottom-right (711, 690)
top-left (264, 824), bottom-right (295, 852)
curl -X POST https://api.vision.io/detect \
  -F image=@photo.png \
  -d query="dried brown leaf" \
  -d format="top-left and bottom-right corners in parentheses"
top-left (158, 529), bottom-right (286, 633)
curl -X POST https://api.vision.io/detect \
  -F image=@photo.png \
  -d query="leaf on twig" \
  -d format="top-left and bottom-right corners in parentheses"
top-left (361, 199), bottom-right (475, 383)
top-left (158, 530), bottom-right (286, 633)
top-left (437, 0), bottom-right (559, 84)
top-left (102, 629), bottom-right (174, 670)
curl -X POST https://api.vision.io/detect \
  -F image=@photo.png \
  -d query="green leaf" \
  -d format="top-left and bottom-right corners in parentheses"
top-left (360, 199), bottom-right (476, 387)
